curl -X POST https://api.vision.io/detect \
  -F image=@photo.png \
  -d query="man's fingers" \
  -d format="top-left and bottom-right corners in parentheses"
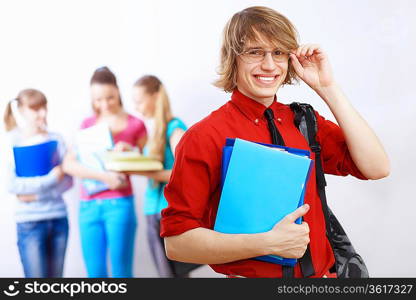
top-left (290, 54), bottom-right (304, 75)
top-left (296, 45), bottom-right (307, 57)
top-left (294, 44), bottom-right (322, 59)
top-left (300, 45), bottom-right (309, 57)
top-left (282, 204), bottom-right (310, 224)
top-left (307, 47), bottom-right (314, 56)
top-left (301, 221), bottom-right (310, 234)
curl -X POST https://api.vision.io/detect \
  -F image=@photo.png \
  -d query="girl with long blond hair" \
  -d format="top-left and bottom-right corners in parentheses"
top-left (131, 75), bottom-right (200, 277)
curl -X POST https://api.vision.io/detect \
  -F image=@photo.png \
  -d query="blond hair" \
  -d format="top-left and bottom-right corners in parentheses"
top-left (214, 6), bottom-right (299, 92)
top-left (134, 75), bottom-right (173, 163)
top-left (3, 89), bottom-right (47, 131)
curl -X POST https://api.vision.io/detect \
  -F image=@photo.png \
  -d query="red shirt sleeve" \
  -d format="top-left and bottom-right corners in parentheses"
top-left (160, 127), bottom-right (221, 237)
top-left (315, 111), bottom-right (367, 180)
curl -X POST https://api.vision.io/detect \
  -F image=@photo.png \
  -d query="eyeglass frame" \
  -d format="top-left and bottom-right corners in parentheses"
top-left (238, 48), bottom-right (290, 63)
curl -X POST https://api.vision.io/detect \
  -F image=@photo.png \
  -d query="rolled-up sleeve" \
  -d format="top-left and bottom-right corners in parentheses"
top-left (160, 128), bottom-right (221, 237)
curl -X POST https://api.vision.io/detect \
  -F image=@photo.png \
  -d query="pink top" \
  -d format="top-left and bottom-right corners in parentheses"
top-left (80, 114), bottom-right (147, 200)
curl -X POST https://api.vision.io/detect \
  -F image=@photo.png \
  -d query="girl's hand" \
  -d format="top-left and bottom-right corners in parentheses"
top-left (103, 171), bottom-right (128, 190)
top-left (124, 170), bottom-right (151, 176)
top-left (113, 141), bottom-right (133, 152)
top-left (290, 44), bottom-right (335, 91)
top-left (17, 194), bottom-right (37, 202)
top-left (51, 165), bottom-right (65, 182)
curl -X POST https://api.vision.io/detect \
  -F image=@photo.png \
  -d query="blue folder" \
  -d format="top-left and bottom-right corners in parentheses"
top-left (13, 140), bottom-right (59, 177)
top-left (214, 138), bottom-right (313, 266)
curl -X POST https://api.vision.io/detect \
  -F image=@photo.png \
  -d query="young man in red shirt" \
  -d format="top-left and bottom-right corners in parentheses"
top-left (160, 6), bottom-right (389, 278)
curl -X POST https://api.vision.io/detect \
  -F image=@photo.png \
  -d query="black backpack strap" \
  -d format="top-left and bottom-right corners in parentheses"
top-left (291, 102), bottom-right (371, 277)
top-left (282, 265), bottom-right (294, 278)
top-left (278, 103), bottom-right (314, 278)
top-left (291, 102), bottom-right (336, 273)
top-left (281, 249), bottom-right (314, 278)
top-left (299, 246), bottom-right (315, 277)
top-left (299, 104), bottom-right (331, 234)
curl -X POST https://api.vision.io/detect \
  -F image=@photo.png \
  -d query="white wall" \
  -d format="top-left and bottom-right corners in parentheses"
top-left (0, 0), bottom-right (414, 277)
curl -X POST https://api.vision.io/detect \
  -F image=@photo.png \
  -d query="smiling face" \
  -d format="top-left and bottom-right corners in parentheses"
top-left (91, 83), bottom-right (122, 115)
top-left (19, 102), bottom-right (47, 131)
top-left (236, 35), bottom-right (289, 106)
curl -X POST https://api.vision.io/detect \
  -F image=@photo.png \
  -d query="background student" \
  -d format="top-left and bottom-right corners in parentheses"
top-left (3, 89), bottom-right (72, 278)
top-left (129, 75), bottom-right (201, 277)
top-left (63, 67), bottom-right (147, 278)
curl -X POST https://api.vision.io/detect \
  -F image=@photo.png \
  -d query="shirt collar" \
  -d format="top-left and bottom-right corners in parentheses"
top-left (230, 88), bottom-right (286, 123)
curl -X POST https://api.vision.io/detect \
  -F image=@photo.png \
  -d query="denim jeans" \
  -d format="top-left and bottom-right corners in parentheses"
top-left (79, 196), bottom-right (137, 278)
top-left (17, 217), bottom-right (69, 278)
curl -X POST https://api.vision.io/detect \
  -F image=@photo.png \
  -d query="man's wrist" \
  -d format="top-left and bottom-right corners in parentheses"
top-left (251, 231), bottom-right (274, 257)
top-left (314, 83), bottom-right (340, 100)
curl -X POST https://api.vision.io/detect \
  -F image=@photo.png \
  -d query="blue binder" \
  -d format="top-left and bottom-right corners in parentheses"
top-left (13, 140), bottom-right (59, 177)
top-left (215, 138), bottom-right (313, 266)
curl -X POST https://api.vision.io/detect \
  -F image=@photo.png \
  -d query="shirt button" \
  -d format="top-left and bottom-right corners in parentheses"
top-left (277, 118), bottom-right (282, 123)
top-left (254, 119), bottom-right (259, 125)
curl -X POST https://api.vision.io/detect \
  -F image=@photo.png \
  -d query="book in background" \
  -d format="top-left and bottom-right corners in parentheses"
top-left (103, 151), bottom-right (163, 172)
top-left (214, 138), bottom-right (313, 266)
top-left (75, 123), bottom-right (114, 195)
top-left (75, 123), bottom-right (164, 195)
top-left (13, 140), bottom-right (59, 177)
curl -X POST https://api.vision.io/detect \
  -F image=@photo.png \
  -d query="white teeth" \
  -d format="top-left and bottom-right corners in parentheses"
top-left (257, 76), bottom-right (275, 81)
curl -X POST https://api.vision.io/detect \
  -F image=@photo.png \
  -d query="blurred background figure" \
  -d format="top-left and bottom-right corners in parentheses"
top-left (131, 75), bottom-right (202, 277)
top-left (3, 89), bottom-right (72, 277)
top-left (63, 67), bottom-right (147, 278)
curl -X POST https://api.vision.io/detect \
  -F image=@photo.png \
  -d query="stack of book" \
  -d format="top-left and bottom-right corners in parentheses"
top-left (75, 123), bottom-right (163, 195)
top-left (103, 151), bottom-right (163, 172)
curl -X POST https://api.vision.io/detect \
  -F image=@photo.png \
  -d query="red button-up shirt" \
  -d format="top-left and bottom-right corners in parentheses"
top-left (161, 89), bottom-right (366, 278)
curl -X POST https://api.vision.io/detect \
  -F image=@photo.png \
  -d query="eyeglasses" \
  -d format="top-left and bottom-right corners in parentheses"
top-left (239, 48), bottom-right (289, 63)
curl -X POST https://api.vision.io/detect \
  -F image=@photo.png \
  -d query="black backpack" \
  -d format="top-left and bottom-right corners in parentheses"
top-left (289, 102), bottom-right (369, 278)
